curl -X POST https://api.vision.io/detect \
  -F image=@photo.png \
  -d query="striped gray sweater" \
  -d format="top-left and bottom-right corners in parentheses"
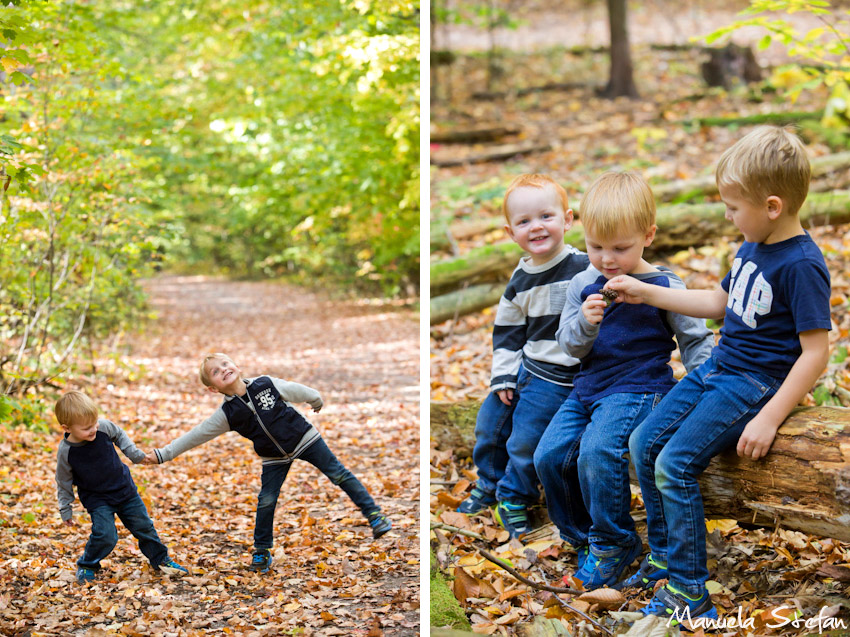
top-left (490, 246), bottom-right (590, 391)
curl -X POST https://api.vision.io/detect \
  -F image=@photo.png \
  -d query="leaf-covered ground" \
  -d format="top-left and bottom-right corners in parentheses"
top-left (1, 276), bottom-right (420, 636)
top-left (430, 2), bottom-right (850, 633)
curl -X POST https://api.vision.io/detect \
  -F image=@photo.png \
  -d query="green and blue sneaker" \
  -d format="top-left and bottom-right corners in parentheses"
top-left (368, 512), bottom-right (392, 539)
top-left (573, 541), bottom-right (641, 590)
top-left (250, 549), bottom-right (273, 573)
top-left (641, 583), bottom-right (718, 626)
top-left (456, 486), bottom-right (497, 515)
top-left (76, 566), bottom-right (97, 584)
top-left (614, 554), bottom-right (668, 590)
top-left (493, 501), bottom-right (531, 539)
top-left (157, 558), bottom-right (188, 576)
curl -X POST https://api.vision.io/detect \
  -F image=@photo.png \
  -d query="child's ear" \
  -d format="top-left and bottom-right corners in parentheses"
top-left (563, 208), bottom-right (574, 230)
top-left (766, 195), bottom-right (783, 220)
top-left (644, 224), bottom-right (657, 247)
top-left (504, 223), bottom-right (515, 241)
top-left (205, 385), bottom-right (220, 394)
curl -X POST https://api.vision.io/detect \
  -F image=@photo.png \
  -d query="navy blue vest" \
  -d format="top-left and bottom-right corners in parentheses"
top-left (221, 376), bottom-right (312, 457)
top-left (67, 431), bottom-right (138, 512)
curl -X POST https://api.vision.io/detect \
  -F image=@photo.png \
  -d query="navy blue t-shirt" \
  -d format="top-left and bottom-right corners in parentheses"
top-left (718, 233), bottom-right (831, 378)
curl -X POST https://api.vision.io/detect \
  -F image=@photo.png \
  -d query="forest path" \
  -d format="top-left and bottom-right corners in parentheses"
top-left (1, 276), bottom-right (420, 636)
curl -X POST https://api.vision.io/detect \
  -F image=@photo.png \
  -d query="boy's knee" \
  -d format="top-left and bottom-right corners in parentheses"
top-left (257, 492), bottom-right (279, 509)
top-left (93, 526), bottom-right (118, 550)
top-left (327, 469), bottom-right (354, 486)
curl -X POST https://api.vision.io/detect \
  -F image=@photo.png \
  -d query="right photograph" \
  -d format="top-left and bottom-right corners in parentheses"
top-left (429, 1), bottom-right (850, 634)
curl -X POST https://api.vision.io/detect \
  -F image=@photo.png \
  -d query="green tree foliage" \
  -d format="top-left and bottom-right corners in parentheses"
top-left (705, 1), bottom-right (850, 125)
top-left (1, 0), bottom-right (419, 396)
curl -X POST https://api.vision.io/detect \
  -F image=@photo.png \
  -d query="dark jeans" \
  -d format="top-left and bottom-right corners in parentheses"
top-left (254, 437), bottom-right (378, 550)
top-left (78, 492), bottom-right (169, 569)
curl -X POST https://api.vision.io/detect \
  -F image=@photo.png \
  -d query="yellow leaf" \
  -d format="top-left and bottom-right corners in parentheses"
top-left (705, 519), bottom-right (739, 534)
top-left (283, 601), bottom-right (301, 613)
top-left (320, 611), bottom-right (336, 621)
top-left (1, 57), bottom-right (18, 72)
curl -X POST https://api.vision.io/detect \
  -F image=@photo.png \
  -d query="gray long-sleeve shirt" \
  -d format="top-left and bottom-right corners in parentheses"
top-left (55, 418), bottom-right (146, 522)
top-left (154, 376), bottom-right (324, 465)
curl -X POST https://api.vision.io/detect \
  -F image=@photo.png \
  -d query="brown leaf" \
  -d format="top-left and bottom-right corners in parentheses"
top-left (452, 566), bottom-right (480, 606)
top-left (577, 588), bottom-right (626, 609)
top-left (816, 564), bottom-right (850, 581)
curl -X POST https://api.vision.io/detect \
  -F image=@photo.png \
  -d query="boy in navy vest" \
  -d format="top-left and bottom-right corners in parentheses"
top-left (144, 353), bottom-right (391, 573)
top-left (55, 391), bottom-right (188, 584)
top-left (606, 126), bottom-right (831, 624)
top-left (533, 172), bottom-right (714, 590)
top-left (455, 174), bottom-right (590, 538)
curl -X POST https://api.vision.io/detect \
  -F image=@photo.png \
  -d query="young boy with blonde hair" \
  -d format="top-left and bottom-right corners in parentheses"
top-left (606, 126), bottom-right (831, 622)
top-left (534, 171), bottom-right (713, 588)
top-left (144, 354), bottom-right (391, 573)
top-left (55, 391), bottom-right (188, 583)
top-left (455, 174), bottom-right (591, 538)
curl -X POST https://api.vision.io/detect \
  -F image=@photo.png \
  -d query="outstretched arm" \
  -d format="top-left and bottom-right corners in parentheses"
top-left (605, 275), bottom-right (728, 320)
top-left (153, 408), bottom-right (230, 463)
top-left (272, 378), bottom-right (324, 412)
top-left (100, 419), bottom-right (147, 464)
top-left (736, 329), bottom-right (830, 460)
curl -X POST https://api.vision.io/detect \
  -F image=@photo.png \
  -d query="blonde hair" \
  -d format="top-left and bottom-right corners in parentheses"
top-left (502, 174), bottom-right (569, 222)
top-left (199, 353), bottom-right (235, 386)
top-left (54, 391), bottom-right (98, 427)
top-left (716, 125), bottom-right (810, 215)
top-left (579, 171), bottom-right (656, 241)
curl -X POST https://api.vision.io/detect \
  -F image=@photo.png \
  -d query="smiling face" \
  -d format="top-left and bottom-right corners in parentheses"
top-left (503, 184), bottom-right (572, 266)
top-left (203, 356), bottom-right (244, 394)
top-left (585, 225), bottom-right (657, 279)
top-left (63, 417), bottom-right (99, 443)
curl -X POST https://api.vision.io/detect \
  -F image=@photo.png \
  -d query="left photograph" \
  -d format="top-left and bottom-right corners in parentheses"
top-left (0, 1), bottom-right (420, 634)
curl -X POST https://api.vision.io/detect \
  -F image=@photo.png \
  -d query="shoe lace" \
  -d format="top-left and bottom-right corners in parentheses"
top-left (643, 592), bottom-right (673, 616)
top-left (252, 551), bottom-right (269, 564)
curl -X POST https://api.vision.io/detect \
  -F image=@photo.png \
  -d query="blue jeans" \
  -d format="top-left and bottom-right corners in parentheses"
top-left (629, 356), bottom-right (781, 597)
top-left (535, 392), bottom-right (660, 548)
top-left (254, 437), bottom-right (378, 550)
top-left (78, 492), bottom-right (169, 569)
top-left (472, 366), bottom-right (573, 505)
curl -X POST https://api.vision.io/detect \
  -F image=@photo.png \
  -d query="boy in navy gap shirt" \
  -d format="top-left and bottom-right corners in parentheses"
top-left (534, 172), bottom-right (713, 589)
top-left (607, 126), bottom-right (831, 623)
top-left (144, 353), bottom-right (391, 574)
top-left (55, 391), bottom-right (188, 584)
top-left (455, 174), bottom-right (590, 538)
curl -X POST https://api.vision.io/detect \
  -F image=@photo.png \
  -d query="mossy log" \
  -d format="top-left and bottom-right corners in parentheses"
top-left (431, 400), bottom-right (850, 542)
top-left (430, 283), bottom-right (505, 325)
top-left (430, 124), bottom-right (521, 144)
top-left (682, 110), bottom-right (824, 128)
top-left (430, 190), bottom-right (850, 299)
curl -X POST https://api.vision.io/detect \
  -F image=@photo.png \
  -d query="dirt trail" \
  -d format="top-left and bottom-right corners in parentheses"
top-left (0, 276), bottom-right (420, 636)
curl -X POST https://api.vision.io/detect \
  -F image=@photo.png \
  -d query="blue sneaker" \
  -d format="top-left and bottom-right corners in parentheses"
top-left (157, 558), bottom-right (188, 576)
top-left (573, 541), bottom-right (641, 590)
top-left (493, 501), bottom-right (531, 539)
top-left (250, 549), bottom-right (273, 573)
top-left (457, 486), bottom-right (497, 514)
top-left (76, 566), bottom-right (97, 584)
top-left (367, 512), bottom-right (392, 538)
top-left (641, 583), bottom-right (718, 626)
top-left (614, 554), bottom-right (668, 590)
top-left (575, 544), bottom-right (590, 572)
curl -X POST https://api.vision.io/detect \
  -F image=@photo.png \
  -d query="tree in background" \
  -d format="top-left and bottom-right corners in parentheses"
top-left (601, 0), bottom-right (638, 98)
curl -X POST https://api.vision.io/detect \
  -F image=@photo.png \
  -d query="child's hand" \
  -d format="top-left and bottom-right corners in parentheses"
top-left (582, 295), bottom-right (607, 325)
top-left (63, 518), bottom-right (74, 526)
top-left (141, 452), bottom-right (159, 465)
top-left (496, 389), bottom-right (513, 406)
top-left (310, 398), bottom-right (324, 412)
top-left (604, 276), bottom-right (648, 304)
top-left (736, 415), bottom-right (779, 460)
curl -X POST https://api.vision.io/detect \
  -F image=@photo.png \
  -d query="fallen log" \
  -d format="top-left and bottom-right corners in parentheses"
top-left (431, 141), bottom-right (552, 167)
top-left (431, 399), bottom-right (850, 542)
top-left (430, 283), bottom-right (504, 325)
top-left (430, 124), bottom-right (521, 144)
top-left (430, 190), bottom-right (850, 297)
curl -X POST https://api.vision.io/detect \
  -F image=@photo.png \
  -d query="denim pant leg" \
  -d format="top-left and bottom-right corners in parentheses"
top-left (254, 462), bottom-right (292, 550)
top-left (299, 437), bottom-right (378, 518)
top-left (471, 389), bottom-right (516, 496)
top-left (78, 505), bottom-right (120, 569)
top-left (116, 493), bottom-right (169, 567)
top-left (579, 392), bottom-right (659, 549)
top-left (497, 370), bottom-right (574, 504)
top-left (629, 361), bottom-right (716, 563)
top-left (533, 397), bottom-right (591, 547)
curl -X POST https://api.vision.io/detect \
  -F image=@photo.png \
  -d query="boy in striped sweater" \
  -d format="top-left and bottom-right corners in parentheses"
top-left (456, 174), bottom-right (590, 538)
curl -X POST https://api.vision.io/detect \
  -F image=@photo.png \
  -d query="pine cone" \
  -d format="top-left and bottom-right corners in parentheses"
top-left (601, 288), bottom-right (619, 306)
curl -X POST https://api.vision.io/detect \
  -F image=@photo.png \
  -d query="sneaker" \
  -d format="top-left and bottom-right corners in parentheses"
top-left (249, 548), bottom-right (273, 573)
top-left (157, 558), bottom-right (188, 576)
top-left (368, 512), bottom-right (392, 539)
top-left (614, 554), bottom-right (668, 590)
top-left (76, 566), bottom-right (97, 584)
top-left (573, 541), bottom-right (641, 590)
top-left (493, 501), bottom-right (531, 539)
top-left (641, 583), bottom-right (718, 626)
top-left (457, 486), bottom-right (497, 515)
top-left (575, 544), bottom-right (590, 572)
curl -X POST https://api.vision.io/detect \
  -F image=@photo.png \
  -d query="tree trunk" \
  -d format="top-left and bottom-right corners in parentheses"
top-left (431, 400), bottom-right (850, 542)
top-left (430, 190), bottom-right (850, 296)
top-left (601, 0), bottom-right (638, 98)
top-left (430, 283), bottom-right (505, 325)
